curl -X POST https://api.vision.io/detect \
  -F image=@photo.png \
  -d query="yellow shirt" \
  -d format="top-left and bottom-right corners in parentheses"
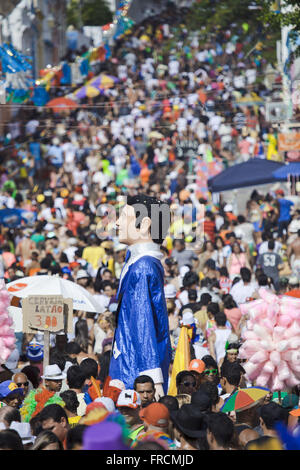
top-left (82, 246), bottom-right (105, 270)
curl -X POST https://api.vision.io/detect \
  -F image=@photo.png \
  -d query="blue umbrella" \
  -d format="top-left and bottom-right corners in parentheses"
top-left (208, 158), bottom-right (285, 193)
top-left (272, 163), bottom-right (300, 180)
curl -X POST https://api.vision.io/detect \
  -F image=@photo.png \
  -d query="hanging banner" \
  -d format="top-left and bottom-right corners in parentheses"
top-left (278, 133), bottom-right (300, 151)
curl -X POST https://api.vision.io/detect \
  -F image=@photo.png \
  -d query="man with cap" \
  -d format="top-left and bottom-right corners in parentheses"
top-left (170, 403), bottom-right (208, 450)
top-left (139, 402), bottom-right (171, 435)
top-left (76, 269), bottom-right (91, 288)
top-left (0, 380), bottom-right (24, 409)
top-left (188, 359), bottom-right (205, 389)
top-left (116, 389), bottom-right (145, 442)
top-left (41, 364), bottom-right (66, 393)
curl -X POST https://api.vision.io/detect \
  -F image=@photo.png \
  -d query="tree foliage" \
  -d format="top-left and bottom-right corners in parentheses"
top-left (187, 0), bottom-right (260, 34)
top-left (67, 0), bottom-right (113, 28)
top-left (186, 0), bottom-right (281, 64)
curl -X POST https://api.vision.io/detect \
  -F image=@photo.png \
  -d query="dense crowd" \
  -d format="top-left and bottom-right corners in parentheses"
top-left (0, 2), bottom-right (299, 451)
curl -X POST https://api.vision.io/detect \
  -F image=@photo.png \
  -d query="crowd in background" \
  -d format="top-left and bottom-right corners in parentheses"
top-left (0, 2), bottom-right (299, 451)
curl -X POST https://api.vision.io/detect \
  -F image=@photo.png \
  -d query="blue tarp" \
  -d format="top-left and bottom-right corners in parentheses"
top-left (272, 163), bottom-right (300, 180)
top-left (207, 158), bottom-right (285, 193)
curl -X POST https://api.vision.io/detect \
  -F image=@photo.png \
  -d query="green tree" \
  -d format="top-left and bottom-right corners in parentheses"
top-left (258, 1), bottom-right (300, 55)
top-left (185, 0), bottom-right (281, 64)
top-left (67, 0), bottom-right (113, 28)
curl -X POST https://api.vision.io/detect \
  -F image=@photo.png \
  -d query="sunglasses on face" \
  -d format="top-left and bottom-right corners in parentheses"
top-left (182, 381), bottom-right (196, 388)
top-left (16, 382), bottom-right (29, 387)
top-left (204, 369), bottom-right (218, 376)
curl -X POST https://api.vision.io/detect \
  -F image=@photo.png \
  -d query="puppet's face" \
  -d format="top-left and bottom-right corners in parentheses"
top-left (116, 204), bottom-right (151, 245)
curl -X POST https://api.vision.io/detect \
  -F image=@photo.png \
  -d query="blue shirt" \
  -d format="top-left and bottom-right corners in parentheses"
top-left (47, 145), bottom-right (63, 166)
top-left (278, 199), bottom-right (294, 222)
top-left (29, 142), bottom-right (41, 161)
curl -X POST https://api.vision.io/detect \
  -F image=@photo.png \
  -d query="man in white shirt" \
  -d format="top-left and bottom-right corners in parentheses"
top-left (234, 215), bottom-right (255, 246)
top-left (230, 268), bottom-right (257, 305)
top-left (258, 238), bottom-right (282, 255)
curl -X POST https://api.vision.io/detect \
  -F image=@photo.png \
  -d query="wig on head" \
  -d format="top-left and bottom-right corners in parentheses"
top-left (126, 194), bottom-right (170, 244)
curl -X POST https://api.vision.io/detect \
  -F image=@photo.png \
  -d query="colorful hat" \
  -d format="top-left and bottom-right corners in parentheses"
top-left (139, 403), bottom-right (170, 429)
top-left (20, 388), bottom-right (65, 422)
top-left (26, 342), bottom-right (43, 362)
top-left (94, 397), bottom-right (116, 413)
top-left (0, 380), bottom-right (24, 399)
top-left (189, 359), bottom-right (205, 374)
top-left (83, 421), bottom-right (130, 450)
top-left (116, 390), bottom-right (141, 409)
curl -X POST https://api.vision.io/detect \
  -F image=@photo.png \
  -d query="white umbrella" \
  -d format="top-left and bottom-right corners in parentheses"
top-left (6, 275), bottom-right (100, 313)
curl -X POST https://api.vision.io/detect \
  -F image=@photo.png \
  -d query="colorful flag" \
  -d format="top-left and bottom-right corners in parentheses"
top-left (168, 326), bottom-right (191, 396)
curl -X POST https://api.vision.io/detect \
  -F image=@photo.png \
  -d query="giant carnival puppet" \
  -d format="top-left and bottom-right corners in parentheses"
top-left (109, 195), bottom-right (172, 398)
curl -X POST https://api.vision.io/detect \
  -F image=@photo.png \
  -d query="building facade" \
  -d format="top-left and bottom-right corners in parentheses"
top-left (0, 0), bottom-right (67, 79)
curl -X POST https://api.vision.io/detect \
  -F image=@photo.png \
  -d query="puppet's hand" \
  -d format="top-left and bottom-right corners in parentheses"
top-left (155, 383), bottom-right (165, 401)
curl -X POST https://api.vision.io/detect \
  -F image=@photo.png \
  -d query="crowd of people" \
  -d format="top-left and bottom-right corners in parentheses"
top-left (0, 2), bottom-right (299, 451)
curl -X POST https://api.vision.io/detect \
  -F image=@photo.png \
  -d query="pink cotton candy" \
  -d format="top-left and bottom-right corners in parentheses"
top-left (271, 374), bottom-right (284, 391)
top-left (278, 315), bottom-right (292, 327)
top-left (288, 338), bottom-right (300, 349)
top-left (0, 285), bottom-right (16, 364)
top-left (273, 326), bottom-right (286, 340)
top-left (286, 372), bottom-right (300, 388)
top-left (275, 340), bottom-right (288, 352)
top-left (240, 289), bottom-right (300, 391)
top-left (250, 350), bottom-right (269, 364)
top-left (270, 350), bottom-right (281, 366)
top-left (243, 330), bottom-right (258, 341)
top-left (277, 361), bottom-right (290, 381)
top-left (282, 350), bottom-right (300, 363)
top-left (253, 324), bottom-right (271, 340)
top-left (262, 361), bottom-right (275, 374)
top-left (243, 361), bottom-right (262, 380)
top-left (2, 337), bottom-right (15, 348)
top-left (256, 372), bottom-right (271, 388)
top-left (260, 340), bottom-right (273, 351)
top-left (262, 318), bottom-right (275, 331)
